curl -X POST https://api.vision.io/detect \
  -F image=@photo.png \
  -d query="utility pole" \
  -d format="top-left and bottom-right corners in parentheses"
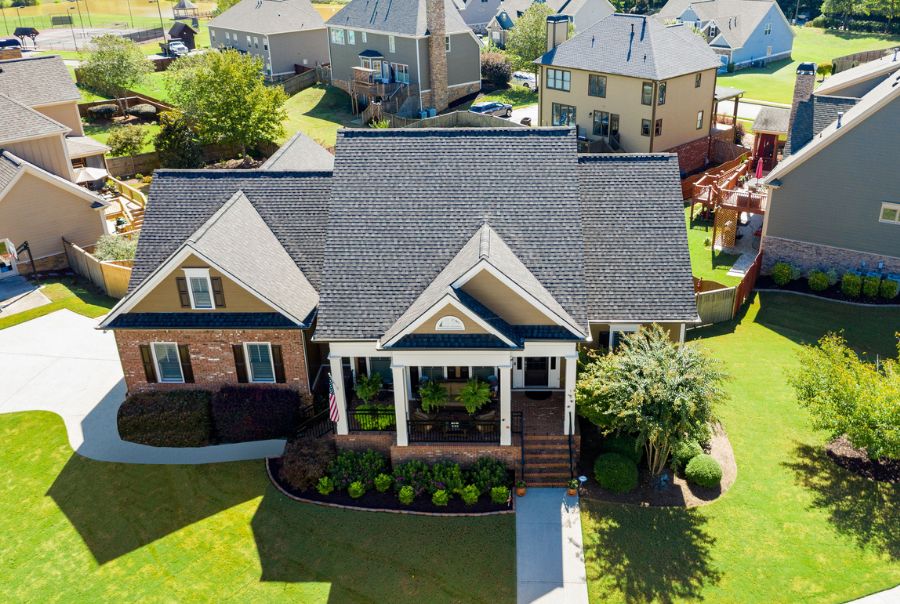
top-left (73, 0), bottom-right (86, 41)
top-left (794, 0), bottom-right (801, 23)
top-left (68, 9), bottom-right (78, 52)
top-left (83, 0), bottom-right (94, 28)
top-left (125, 0), bottom-right (135, 29)
top-left (152, 0), bottom-right (168, 43)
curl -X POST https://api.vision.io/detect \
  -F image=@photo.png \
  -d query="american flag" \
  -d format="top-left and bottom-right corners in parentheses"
top-left (328, 374), bottom-right (340, 422)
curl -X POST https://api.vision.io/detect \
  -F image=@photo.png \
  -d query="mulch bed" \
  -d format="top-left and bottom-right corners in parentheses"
top-left (267, 458), bottom-right (514, 515)
top-left (826, 437), bottom-right (899, 483)
top-left (756, 275), bottom-right (900, 305)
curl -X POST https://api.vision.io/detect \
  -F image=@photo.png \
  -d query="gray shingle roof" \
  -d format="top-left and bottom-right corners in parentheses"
top-left (0, 151), bottom-right (22, 194)
top-left (129, 170), bottom-right (332, 295)
top-left (0, 94), bottom-right (68, 145)
top-left (261, 131), bottom-right (334, 171)
top-left (0, 55), bottom-right (81, 106)
top-left (664, 0), bottom-right (779, 50)
top-left (106, 312), bottom-right (299, 329)
top-left (753, 105), bottom-right (790, 133)
top-left (537, 13), bottom-right (720, 80)
top-left (328, 0), bottom-right (471, 36)
top-left (578, 153), bottom-right (697, 322)
top-left (787, 94), bottom-right (859, 156)
top-left (209, 0), bottom-right (325, 34)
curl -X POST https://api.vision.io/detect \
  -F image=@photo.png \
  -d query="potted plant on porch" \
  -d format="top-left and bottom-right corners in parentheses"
top-left (354, 373), bottom-right (382, 404)
top-left (457, 378), bottom-right (492, 414)
top-left (419, 380), bottom-right (448, 413)
top-left (567, 478), bottom-right (579, 497)
top-left (516, 480), bottom-right (527, 497)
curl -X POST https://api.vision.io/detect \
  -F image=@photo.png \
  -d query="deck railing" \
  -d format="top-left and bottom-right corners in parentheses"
top-left (408, 418), bottom-right (501, 444)
top-left (348, 407), bottom-right (396, 432)
top-left (108, 175), bottom-right (147, 208)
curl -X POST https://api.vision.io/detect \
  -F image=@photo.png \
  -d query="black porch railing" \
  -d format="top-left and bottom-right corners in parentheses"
top-left (348, 407), bottom-right (396, 432)
top-left (296, 408), bottom-right (334, 439)
top-left (407, 418), bottom-right (501, 443)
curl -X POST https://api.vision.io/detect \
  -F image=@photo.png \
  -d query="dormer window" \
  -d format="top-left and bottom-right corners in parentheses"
top-left (436, 315), bottom-right (465, 331)
top-left (183, 268), bottom-right (214, 309)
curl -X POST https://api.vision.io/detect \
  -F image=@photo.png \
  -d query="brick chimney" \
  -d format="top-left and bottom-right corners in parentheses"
top-left (427, 0), bottom-right (449, 112)
top-left (546, 14), bottom-right (571, 52)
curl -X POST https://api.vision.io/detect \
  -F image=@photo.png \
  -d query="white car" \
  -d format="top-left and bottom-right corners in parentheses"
top-left (512, 71), bottom-right (537, 88)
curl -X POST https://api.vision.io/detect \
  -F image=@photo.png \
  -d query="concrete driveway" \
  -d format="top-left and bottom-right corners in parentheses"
top-left (0, 310), bottom-right (285, 463)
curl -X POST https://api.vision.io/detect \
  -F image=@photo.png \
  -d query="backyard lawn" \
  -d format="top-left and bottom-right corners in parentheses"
top-left (718, 27), bottom-right (900, 104)
top-left (83, 121), bottom-right (161, 155)
top-left (582, 292), bottom-right (900, 603)
top-left (685, 204), bottom-right (742, 287)
top-left (0, 411), bottom-right (516, 603)
top-left (477, 85), bottom-right (538, 109)
top-left (0, 278), bottom-right (116, 331)
top-left (279, 84), bottom-right (356, 148)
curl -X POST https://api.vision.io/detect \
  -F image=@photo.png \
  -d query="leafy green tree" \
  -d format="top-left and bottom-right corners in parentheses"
top-left (167, 49), bottom-right (287, 156)
top-left (790, 333), bottom-right (900, 460)
top-left (505, 3), bottom-right (555, 77)
top-left (354, 373), bottom-right (382, 404)
top-left (821, 0), bottom-right (861, 29)
top-left (214, 0), bottom-right (241, 15)
top-left (106, 124), bottom-right (146, 157)
top-left (79, 35), bottom-right (153, 112)
top-left (93, 234), bottom-right (138, 262)
top-left (457, 379), bottom-right (492, 414)
top-left (155, 111), bottom-right (204, 168)
top-left (576, 325), bottom-right (726, 475)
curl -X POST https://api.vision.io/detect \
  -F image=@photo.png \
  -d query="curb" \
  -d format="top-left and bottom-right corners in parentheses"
top-left (755, 288), bottom-right (900, 308)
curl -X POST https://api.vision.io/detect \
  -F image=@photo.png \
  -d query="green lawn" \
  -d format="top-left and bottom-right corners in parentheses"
top-left (718, 27), bottom-right (900, 104)
top-left (478, 85), bottom-right (538, 109)
top-left (582, 292), bottom-right (900, 603)
top-left (0, 278), bottom-right (116, 330)
top-left (279, 84), bottom-right (356, 148)
top-left (0, 411), bottom-right (516, 602)
top-left (129, 70), bottom-right (173, 104)
top-left (83, 121), bottom-right (161, 154)
top-left (685, 204), bottom-right (742, 287)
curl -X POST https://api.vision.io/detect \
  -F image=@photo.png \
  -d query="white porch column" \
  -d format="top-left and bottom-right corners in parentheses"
top-left (328, 354), bottom-right (349, 435)
top-left (499, 363), bottom-right (512, 446)
top-left (563, 354), bottom-right (578, 435)
top-left (391, 364), bottom-right (409, 447)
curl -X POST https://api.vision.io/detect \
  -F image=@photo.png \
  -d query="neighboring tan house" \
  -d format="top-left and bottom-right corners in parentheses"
top-left (208, 0), bottom-right (329, 79)
top-left (657, 0), bottom-right (793, 70)
top-left (327, 0), bottom-right (482, 115)
top-left (536, 13), bottom-right (721, 173)
top-left (487, 0), bottom-right (614, 48)
top-left (761, 64), bottom-right (900, 275)
top-left (453, 0), bottom-right (503, 33)
top-left (101, 127), bottom-right (697, 484)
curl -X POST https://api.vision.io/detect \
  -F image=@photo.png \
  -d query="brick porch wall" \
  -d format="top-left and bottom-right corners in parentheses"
top-left (761, 236), bottom-right (900, 275)
top-left (334, 432), bottom-right (394, 456)
top-left (390, 442), bottom-right (519, 471)
top-left (114, 328), bottom-right (309, 395)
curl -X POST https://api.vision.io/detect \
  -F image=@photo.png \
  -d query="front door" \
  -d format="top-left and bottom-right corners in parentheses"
top-left (524, 357), bottom-right (549, 387)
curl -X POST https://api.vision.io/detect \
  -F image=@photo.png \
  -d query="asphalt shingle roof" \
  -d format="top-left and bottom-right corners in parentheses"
top-left (537, 13), bottom-right (720, 80)
top-left (261, 131), bottom-right (335, 171)
top-left (328, 0), bottom-right (470, 36)
top-left (0, 55), bottom-right (81, 106)
top-left (209, 0), bottom-right (325, 34)
top-left (0, 94), bottom-right (68, 145)
top-left (0, 151), bottom-right (22, 194)
top-left (753, 104), bottom-right (790, 133)
top-left (578, 153), bottom-right (697, 322)
top-left (106, 312), bottom-right (299, 329)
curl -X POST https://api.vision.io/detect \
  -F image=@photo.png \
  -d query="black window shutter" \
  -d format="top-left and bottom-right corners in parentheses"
top-left (271, 345), bottom-right (286, 383)
top-left (139, 345), bottom-right (157, 383)
top-left (176, 277), bottom-right (191, 308)
top-left (211, 277), bottom-right (226, 308)
top-left (178, 345), bottom-right (195, 383)
top-left (232, 345), bottom-right (248, 383)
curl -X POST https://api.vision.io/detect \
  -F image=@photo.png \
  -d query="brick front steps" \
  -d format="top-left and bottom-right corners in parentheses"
top-left (523, 434), bottom-right (576, 487)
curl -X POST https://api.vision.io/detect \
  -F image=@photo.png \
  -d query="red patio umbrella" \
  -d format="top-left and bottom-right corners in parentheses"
top-left (755, 157), bottom-right (764, 180)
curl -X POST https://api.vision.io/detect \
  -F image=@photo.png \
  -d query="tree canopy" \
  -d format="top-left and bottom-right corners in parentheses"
top-left (79, 35), bottom-right (153, 107)
top-left (505, 3), bottom-right (555, 75)
top-left (576, 325), bottom-right (726, 475)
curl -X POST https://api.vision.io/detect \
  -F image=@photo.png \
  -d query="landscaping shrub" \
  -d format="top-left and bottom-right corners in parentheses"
top-left (841, 272), bottom-right (862, 298)
top-left (826, 269), bottom-right (839, 286)
top-left (599, 432), bottom-right (642, 464)
top-left (329, 449), bottom-right (388, 491)
top-left (807, 270), bottom-right (829, 292)
top-left (87, 103), bottom-right (118, 121)
top-left (670, 439), bottom-right (703, 474)
top-left (348, 481), bottom-right (366, 499)
top-left (278, 436), bottom-right (336, 492)
top-left (93, 233), bottom-right (137, 261)
top-left (685, 454), bottom-right (723, 488)
top-left (593, 453), bottom-right (639, 493)
top-left (772, 262), bottom-right (794, 286)
top-left (430, 461), bottom-right (464, 494)
top-left (490, 486), bottom-right (510, 505)
top-left (117, 389), bottom-right (213, 447)
top-left (354, 403), bottom-right (395, 430)
top-left (106, 124), bottom-right (146, 157)
top-left (374, 473), bottom-right (393, 493)
top-left (211, 386), bottom-right (303, 443)
top-left (398, 485), bottom-right (415, 505)
top-left (432, 489), bottom-right (450, 507)
top-left (393, 459), bottom-right (431, 495)
top-left (126, 103), bottom-right (158, 121)
top-left (461, 484), bottom-right (480, 506)
top-left (466, 457), bottom-right (508, 494)
top-left (316, 476), bottom-right (335, 496)
top-left (880, 278), bottom-right (899, 300)
top-left (862, 275), bottom-right (881, 298)
top-left (481, 51), bottom-right (512, 86)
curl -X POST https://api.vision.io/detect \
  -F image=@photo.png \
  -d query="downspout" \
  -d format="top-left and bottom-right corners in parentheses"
top-left (649, 81), bottom-right (658, 152)
top-left (415, 37), bottom-right (423, 113)
top-left (707, 67), bottom-right (719, 163)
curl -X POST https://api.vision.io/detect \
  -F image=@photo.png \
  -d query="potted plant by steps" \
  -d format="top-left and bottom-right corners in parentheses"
top-left (516, 480), bottom-right (527, 497)
top-left (567, 478), bottom-right (579, 497)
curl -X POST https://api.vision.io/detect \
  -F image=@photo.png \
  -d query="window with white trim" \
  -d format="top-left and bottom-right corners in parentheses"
top-left (210, 30), bottom-right (216, 38)
top-left (362, 31), bottom-right (367, 43)
top-left (435, 315), bottom-right (465, 331)
top-left (445, 36), bottom-right (451, 52)
top-left (331, 28), bottom-right (345, 45)
top-left (348, 30), bottom-right (356, 44)
top-left (225, 31), bottom-right (230, 40)
top-left (880, 202), bottom-right (900, 225)
top-left (152, 343), bottom-right (184, 383)
top-left (764, 23), bottom-right (772, 35)
top-left (183, 268), bottom-right (214, 309)
top-left (609, 325), bottom-right (639, 351)
top-left (695, 72), bottom-right (702, 88)
top-left (696, 110), bottom-right (704, 129)
top-left (388, 35), bottom-right (395, 53)
top-left (244, 342), bottom-right (275, 383)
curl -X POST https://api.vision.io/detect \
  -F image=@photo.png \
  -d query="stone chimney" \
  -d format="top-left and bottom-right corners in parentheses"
top-left (546, 14), bottom-right (571, 52)
top-left (788, 63), bottom-right (817, 132)
top-left (427, 0), bottom-right (449, 112)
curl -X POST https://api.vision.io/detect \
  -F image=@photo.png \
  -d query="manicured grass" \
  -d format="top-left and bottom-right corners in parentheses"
top-left (685, 204), bottom-right (742, 287)
top-left (581, 292), bottom-right (900, 603)
top-left (0, 278), bottom-right (116, 330)
top-left (129, 70), bottom-right (173, 104)
top-left (0, 411), bottom-right (516, 602)
top-left (279, 84), bottom-right (356, 148)
top-left (83, 120), bottom-right (161, 154)
top-left (718, 27), bottom-right (900, 104)
top-left (478, 85), bottom-right (538, 109)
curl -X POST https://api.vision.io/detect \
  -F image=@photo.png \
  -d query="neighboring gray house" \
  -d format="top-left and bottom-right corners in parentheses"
top-left (208, 0), bottom-right (328, 79)
top-left (487, 0), bottom-right (614, 48)
top-left (327, 0), bottom-right (482, 115)
top-left (657, 0), bottom-right (793, 70)
top-left (453, 0), bottom-right (503, 33)
top-left (762, 68), bottom-right (900, 275)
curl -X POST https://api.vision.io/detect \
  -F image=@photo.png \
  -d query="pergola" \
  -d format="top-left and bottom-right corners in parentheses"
top-left (13, 27), bottom-right (38, 47)
top-left (172, 0), bottom-right (199, 20)
top-left (713, 86), bottom-right (744, 127)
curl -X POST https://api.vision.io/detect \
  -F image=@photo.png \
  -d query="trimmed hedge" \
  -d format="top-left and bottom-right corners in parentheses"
top-left (670, 439), bottom-right (703, 474)
top-left (279, 436), bottom-right (336, 492)
top-left (880, 278), bottom-right (899, 300)
top-left (685, 454), bottom-right (723, 489)
top-left (862, 275), bottom-right (881, 298)
top-left (772, 262), bottom-right (793, 286)
top-left (807, 270), bottom-right (829, 292)
top-left (117, 389), bottom-right (213, 447)
top-left (600, 433), bottom-right (643, 464)
top-left (211, 386), bottom-right (305, 443)
top-left (594, 453), bottom-right (639, 493)
top-left (126, 103), bottom-right (158, 121)
top-left (87, 103), bottom-right (118, 121)
top-left (841, 272), bottom-right (861, 298)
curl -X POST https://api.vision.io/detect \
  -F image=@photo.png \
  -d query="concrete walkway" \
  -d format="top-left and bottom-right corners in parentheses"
top-left (516, 489), bottom-right (589, 604)
top-left (847, 586), bottom-right (900, 603)
top-left (0, 309), bottom-right (285, 464)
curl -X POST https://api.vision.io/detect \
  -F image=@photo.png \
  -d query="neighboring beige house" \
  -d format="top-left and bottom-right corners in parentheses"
top-left (535, 13), bottom-right (721, 173)
top-left (209, 0), bottom-right (329, 79)
top-left (487, 0), bottom-right (615, 48)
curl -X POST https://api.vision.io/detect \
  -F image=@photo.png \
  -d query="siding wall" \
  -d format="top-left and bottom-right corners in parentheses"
top-left (35, 101), bottom-right (84, 135)
top-left (460, 271), bottom-right (556, 325)
top-left (730, 4), bottom-right (793, 67)
top-left (445, 32), bottom-right (481, 87)
top-left (5, 134), bottom-right (73, 179)
top-left (412, 302), bottom-right (489, 334)
top-left (267, 29), bottom-right (329, 75)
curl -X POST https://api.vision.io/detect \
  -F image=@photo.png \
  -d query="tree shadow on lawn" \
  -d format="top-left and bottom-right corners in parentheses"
top-left (305, 85), bottom-right (354, 125)
top-left (582, 501), bottom-right (721, 604)
top-left (783, 442), bottom-right (899, 560)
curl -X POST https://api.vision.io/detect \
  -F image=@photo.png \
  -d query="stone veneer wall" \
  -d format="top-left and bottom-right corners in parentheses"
top-left (761, 236), bottom-right (900, 274)
top-left (426, 0), bottom-right (449, 112)
top-left (17, 252), bottom-right (68, 274)
top-left (114, 328), bottom-right (309, 395)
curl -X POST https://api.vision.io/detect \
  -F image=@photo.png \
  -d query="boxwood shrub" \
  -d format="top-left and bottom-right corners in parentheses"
top-left (593, 453), bottom-right (639, 493)
top-left (211, 386), bottom-right (303, 443)
top-left (329, 449), bottom-right (388, 491)
top-left (600, 432), bottom-right (643, 464)
top-left (670, 439), bottom-right (703, 474)
top-left (466, 456), bottom-right (508, 494)
top-left (117, 389), bottom-right (213, 447)
top-left (772, 262), bottom-right (794, 286)
top-left (126, 103), bottom-right (158, 121)
top-left (807, 270), bottom-right (829, 292)
top-left (862, 275), bottom-right (881, 298)
top-left (86, 103), bottom-right (118, 121)
top-left (841, 273), bottom-right (862, 298)
top-left (880, 278), bottom-right (900, 300)
top-left (685, 454), bottom-right (723, 488)
top-left (279, 435), bottom-right (335, 492)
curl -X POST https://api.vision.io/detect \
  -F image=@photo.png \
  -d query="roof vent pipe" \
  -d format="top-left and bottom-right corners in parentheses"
top-left (640, 16), bottom-right (646, 40)
top-left (893, 48), bottom-right (898, 62)
top-left (836, 112), bottom-right (843, 128)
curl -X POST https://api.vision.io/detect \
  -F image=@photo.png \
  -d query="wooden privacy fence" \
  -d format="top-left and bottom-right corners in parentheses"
top-left (694, 252), bottom-right (763, 325)
top-left (62, 238), bottom-right (133, 299)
